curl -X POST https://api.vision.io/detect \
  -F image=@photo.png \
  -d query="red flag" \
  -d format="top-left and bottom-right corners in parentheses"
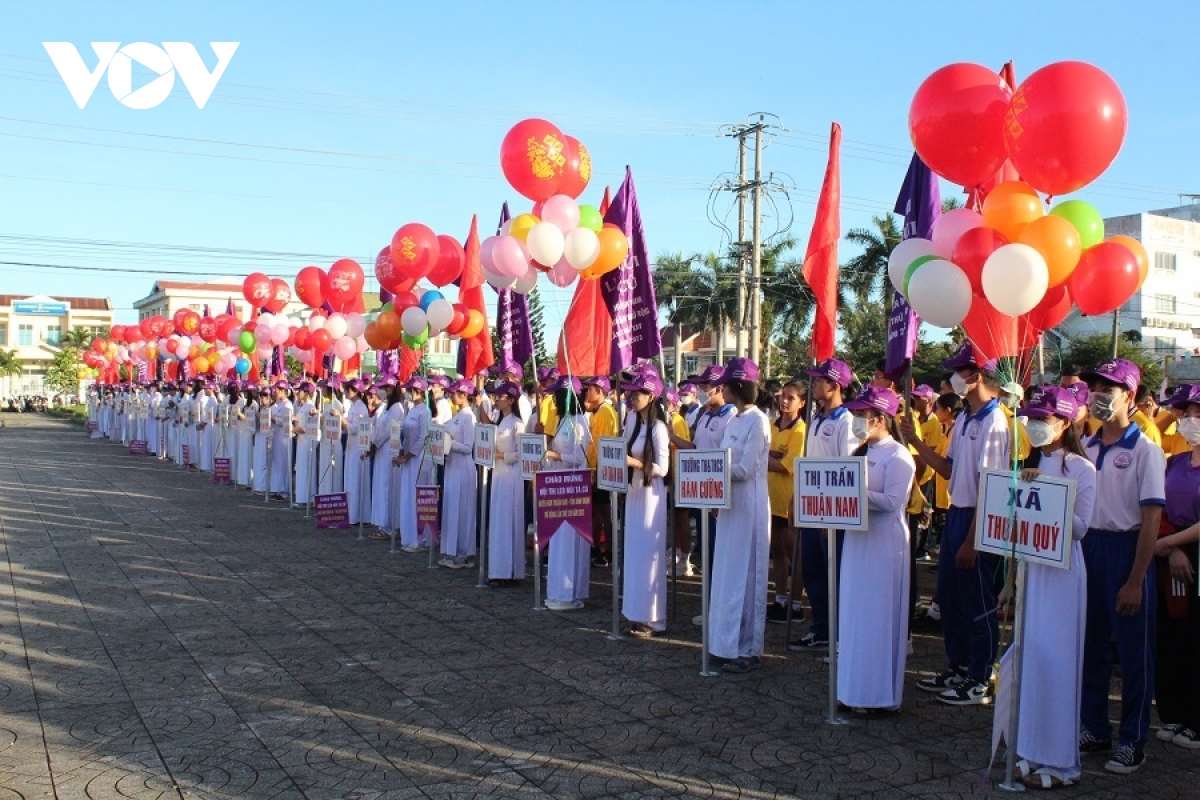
top-left (965, 62), bottom-right (1020, 209)
top-left (801, 122), bottom-right (841, 363)
top-left (599, 186), bottom-right (611, 216)
top-left (556, 277), bottom-right (612, 377)
top-left (455, 215), bottom-right (494, 378)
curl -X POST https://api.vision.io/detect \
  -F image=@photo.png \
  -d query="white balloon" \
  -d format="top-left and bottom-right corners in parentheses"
top-left (906, 259), bottom-right (973, 328)
top-left (931, 208), bottom-right (984, 258)
top-left (513, 266), bottom-right (539, 295)
top-left (982, 243), bottom-right (1050, 317)
top-left (258, 313), bottom-right (275, 329)
top-left (525, 222), bottom-right (566, 267)
top-left (355, 335), bottom-right (368, 354)
top-left (887, 237), bottom-right (939, 294)
top-left (345, 312), bottom-right (366, 338)
top-left (324, 314), bottom-right (348, 339)
top-left (563, 227), bottom-right (601, 271)
top-left (484, 267), bottom-right (517, 290)
top-left (400, 306), bottom-right (428, 337)
top-left (426, 298), bottom-right (454, 331)
top-left (307, 314), bottom-right (326, 331)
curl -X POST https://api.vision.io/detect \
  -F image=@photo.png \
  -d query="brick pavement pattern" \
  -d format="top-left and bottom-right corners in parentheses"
top-left (1, 414), bottom-right (1197, 798)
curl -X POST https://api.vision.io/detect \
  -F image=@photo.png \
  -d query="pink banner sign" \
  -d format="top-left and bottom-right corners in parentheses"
top-left (535, 469), bottom-right (594, 551)
top-left (315, 492), bottom-right (350, 529)
top-left (129, 440), bottom-right (148, 455)
top-left (213, 457), bottom-right (232, 485)
top-left (417, 485), bottom-right (440, 545)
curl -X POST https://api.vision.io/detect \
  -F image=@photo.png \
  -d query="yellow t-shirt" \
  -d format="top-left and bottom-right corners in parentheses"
top-left (767, 416), bottom-right (806, 518)
top-left (671, 412), bottom-right (690, 442)
top-left (539, 394), bottom-right (558, 438)
top-left (906, 414), bottom-right (942, 515)
top-left (1158, 409), bottom-right (1189, 456)
top-left (1132, 409), bottom-right (1163, 448)
top-left (1000, 404), bottom-right (1032, 462)
top-left (587, 402), bottom-right (619, 469)
top-left (935, 426), bottom-right (952, 510)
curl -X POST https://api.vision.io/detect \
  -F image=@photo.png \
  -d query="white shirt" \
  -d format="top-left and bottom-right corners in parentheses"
top-left (693, 404), bottom-right (736, 450)
top-left (805, 405), bottom-right (859, 459)
top-left (946, 399), bottom-right (1011, 508)
top-left (1084, 424), bottom-right (1166, 532)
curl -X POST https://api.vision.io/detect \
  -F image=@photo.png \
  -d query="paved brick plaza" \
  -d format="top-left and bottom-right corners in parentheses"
top-left (0, 415), bottom-right (1196, 798)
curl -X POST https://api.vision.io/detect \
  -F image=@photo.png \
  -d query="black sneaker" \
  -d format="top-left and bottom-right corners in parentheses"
top-left (1104, 744), bottom-right (1146, 775)
top-left (786, 632), bottom-right (829, 652)
top-left (916, 669), bottom-right (965, 694)
top-left (936, 677), bottom-right (993, 706)
top-left (766, 603), bottom-right (789, 624)
top-left (1079, 730), bottom-right (1113, 753)
top-left (1156, 723), bottom-right (1183, 743)
top-left (592, 555), bottom-right (610, 568)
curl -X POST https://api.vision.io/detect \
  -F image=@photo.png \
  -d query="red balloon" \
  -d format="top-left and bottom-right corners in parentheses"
top-left (176, 310), bottom-right (200, 336)
top-left (216, 316), bottom-right (239, 342)
top-left (295, 266), bottom-right (327, 309)
top-left (1026, 285), bottom-right (1073, 333)
top-left (294, 328), bottom-right (311, 350)
top-left (425, 235), bottom-right (465, 287)
top-left (109, 324), bottom-right (126, 343)
top-left (951, 227), bottom-right (1009, 296)
top-left (263, 278), bottom-right (290, 314)
top-left (242, 272), bottom-right (271, 308)
top-left (325, 258), bottom-right (365, 313)
top-left (963, 295), bottom-right (1023, 363)
top-left (444, 306), bottom-right (467, 336)
top-left (197, 317), bottom-right (218, 343)
top-left (558, 135), bottom-right (591, 199)
top-left (309, 328), bottom-right (334, 353)
top-left (1005, 61), bottom-right (1127, 196)
top-left (241, 320), bottom-right (257, 334)
top-left (909, 63), bottom-right (1013, 187)
top-left (392, 291), bottom-right (419, 311)
top-left (1067, 242), bottom-right (1139, 316)
top-left (139, 319), bottom-right (156, 340)
top-left (499, 118), bottom-right (568, 202)
top-left (388, 224), bottom-right (440, 285)
top-left (374, 246), bottom-right (413, 295)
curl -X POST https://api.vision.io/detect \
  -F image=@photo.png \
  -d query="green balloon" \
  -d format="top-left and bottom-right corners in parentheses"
top-left (380, 302), bottom-right (393, 314)
top-left (239, 330), bottom-right (256, 353)
top-left (1050, 200), bottom-right (1104, 249)
top-left (403, 327), bottom-right (430, 349)
top-left (902, 254), bottom-right (940, 296)
top-left (578, 204), bottom-right (603, 232)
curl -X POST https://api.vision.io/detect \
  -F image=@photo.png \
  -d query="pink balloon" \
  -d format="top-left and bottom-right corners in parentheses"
top-left (546, 256), bottom-right (577, 288)
top-left (931, 208), bottom-right (985, 258)
top-left (270, 324), bottom-right (290, 346)
top-left (540, 195), bottom-right (580, 232)
top-left (332, 336), bottom-right (356, 361)
top-left (255, 325), bottom-right (273, 343)
top-left (490, 235), bottom-right (530, 278)
top-left (480, 236), bottom-right (500, 274)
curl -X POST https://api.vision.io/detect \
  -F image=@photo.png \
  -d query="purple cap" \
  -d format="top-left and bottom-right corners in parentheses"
top-left (1062, 381), bottom-right (1089, 405)
top-left (491, 361), bottom-right (524, 380)
top-left (346, 378), bottom-right (368, 394)
top-left (678, 383), bottom-right (698, 396)
top-left (448, 378), bottom-right (476, 396)
top-left (942, 342), bottom-right (980, 371)
top-left (845, 385), bottom-right (901, 416)
top-left (271, 380), bottom-right (290, 391)
top-left (713, 357), bottom-right (759, 386)
top-left (581, 376), bottom-right (612, 393)
top-left (1082, 358), bottom-right (1141, 393)
top-left (326, 375), bottom-right (344, 389)
top-left (689, 364), bottom-right (725, 386)
top-left (911, 384), bottom-right (936, 399)
top-left (1018, 386), bottom-right (1079, 421)
top-left (403, 376), bottom-right (428, 392)
top-left (427, 374), bottom-right (451, 389)
top-left (627, 361), bottom-right (659, 378)
top-left (664, 388), bottom-right (681, 405)
top-left (298, 380), bottom-right (316, 394)
top-left (489, 380), bottom-right (522, 399)
top-left (805, 358), bottom-right (852, 387)
top-left (621, 372), bottom-right (665, 396)
top-left (552, 375), bottom-right (582, 394)
top-left (537, 366), bottom-right (560, 384)
top-left (1164, 384), bottom-right (1200, 410)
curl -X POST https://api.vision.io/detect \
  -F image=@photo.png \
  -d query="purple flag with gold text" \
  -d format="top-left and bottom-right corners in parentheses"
top-left (885, 154), bottom-right (941, 381)
top-left (495, 202), bottom-right (534, 371)
top-left (600, 167), bottom-right (661, 372)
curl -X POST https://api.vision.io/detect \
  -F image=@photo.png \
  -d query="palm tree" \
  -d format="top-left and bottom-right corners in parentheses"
top-left (842, 214), bottom-right (902, 308)
top-left (59, 327), bottom-right (94, 351)
top-left (0, 349), bottom-right (21, 398)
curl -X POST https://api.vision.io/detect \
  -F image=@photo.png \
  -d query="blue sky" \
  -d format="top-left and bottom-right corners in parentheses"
top-left (1, 1), bottom-right (1197, 333)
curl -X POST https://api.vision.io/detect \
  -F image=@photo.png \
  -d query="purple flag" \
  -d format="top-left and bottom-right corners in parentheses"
top-left (494, 203), bottom-right (534, 372)
top-left (884, 154), bottom-right (941, 381)
top-left (600, 167), bottom-right (661, 372)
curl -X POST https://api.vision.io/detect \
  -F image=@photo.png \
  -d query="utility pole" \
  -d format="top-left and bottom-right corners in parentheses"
top-left (734, 137), bottom-right (748, 359)
top-left (750, 116), bottom-right (764, 365)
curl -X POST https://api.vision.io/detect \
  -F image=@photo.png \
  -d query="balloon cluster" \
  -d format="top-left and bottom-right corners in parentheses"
top-left (365, 288), bottom-right (484, 351)
top-left (371, 227), bottom-right (473, 349)
top-left (486, 119), bottom-right (628, 292)
top-left (898, 61), bottom-right (1141, 363)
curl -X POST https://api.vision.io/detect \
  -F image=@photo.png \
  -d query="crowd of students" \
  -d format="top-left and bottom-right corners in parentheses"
top-left (85, 343), bottom-right (1200, 790)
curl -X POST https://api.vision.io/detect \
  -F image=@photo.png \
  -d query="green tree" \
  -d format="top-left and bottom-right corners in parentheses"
top-left (1063, 333), bottom-right (1164, 392)
top-left (59, 327), bottom-right (96, 350)
top-left (842, 214), bottom-right (901, 308)
top-left (45, 348), bottom-right (81, 396)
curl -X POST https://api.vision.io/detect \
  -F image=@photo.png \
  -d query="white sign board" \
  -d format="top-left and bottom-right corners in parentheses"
top-left (674, 449), bottom-right (731, 509)
top-left (303, 410), bottom-right (320, 439)
top-left (355, 418), bottom-right (373, 450)
top-left (257, 408), bottom-right (271, 434)
top-left (321, 413), bottom-right (341, 441)
top-left (473, 424), bottom-right (496, 468)
top-left (792, 457), bottom-right (869, 531)
top-left (597, 436), bottom-right (628, 493)
top-left (974, 469), bottom-right (1076, 570)
top-left (520, 434), bottom-right (545, 480)
top-left (430, 424), bottom-right (448, 466)
top-left (389, 419), bottom-right (403, 452)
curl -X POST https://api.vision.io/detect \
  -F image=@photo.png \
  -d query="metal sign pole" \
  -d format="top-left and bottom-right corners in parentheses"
top-left (389, 459), bottom-right (399, 554)
top-left (532, 490), bottom-right (544, 611)
top-left (608, 490), bottom-right (622, 640)
top-left (784, 523), bottom-right (802, 646)
top-left (305, 438), bottom-right (315, 518)
top-left (476, 466), bottom-right (489, 588)
top-left (700, 511), bottom-right (718, 677)
top-left (826, 527), bottom-right (846, 725)
top-left (357, 454), bottom-right (367, 541)
top-left (286, 415), bottom-right (295, 507)
top-left (264, 423), bottom-right (272, 503)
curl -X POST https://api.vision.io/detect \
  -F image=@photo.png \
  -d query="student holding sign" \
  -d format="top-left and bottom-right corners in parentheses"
top-left (710, 358), bottom-right (771, 673)
top-left (488, 381), bottom-right (528, 586)
top-left (396, 377), bottom-right (433, 551)
top-left (268, 381), bottom-right (294, 499)
top-left (235, 386), bottom-right (255, 488)
top-left (252, 390), bottom-right (270, 493)
top-left (545, 376), bottom-right (592, 610)
top-left (343, 380), bottom-right (372, 525)
top-left (369, 380), bottom-right (404, 537)
top-left (999, 387), bottom-right (1097, 789)
top-left (317, 379), bottom-right (345, 495)
top-left (838, 386), bottom-right (916, 712)
top-left (1078, 359), bottom-right (1164, 775)
top-left (292, 381), bottom-right (319, 507)
top-left (439, 379), bottom-right (479, 569)
top-left (620, 371), bottom-right (671, 636)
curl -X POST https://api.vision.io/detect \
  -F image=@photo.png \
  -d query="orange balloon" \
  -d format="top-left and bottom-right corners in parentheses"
top-left (376, 310), bottom-right (401, 341)
top-left (459, 309), bottom-right (485, 339)
top-left (188, 344), bottom-right (201, 359)
top-left (1108, 235), bottom-right (1149, 288)
top-left (194, 356), bottom-right (209, 373)
top-left (363, 322), bottom-right (389, 350)
top-left (981, 181), bottom-right (1044, 241)
top-left (1017, 215), bottom-right (1082, 288)
top-left (591, 228), bottom-right (630, 276)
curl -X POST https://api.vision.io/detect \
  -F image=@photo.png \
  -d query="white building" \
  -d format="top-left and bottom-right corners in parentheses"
top-left (1056, 204), bottom-right (1200, 377)
top-left (132, 277), bottom-right (306, 322)
top-left (0, 293), bottom-right (114, 396)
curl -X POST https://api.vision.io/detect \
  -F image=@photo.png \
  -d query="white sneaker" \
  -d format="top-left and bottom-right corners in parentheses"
top-left (546, 599), bottom-right (584, 611)
top-left (692, 614), bottom-right (704, 627)
top-left (926, 601), bottom-right (941, 621)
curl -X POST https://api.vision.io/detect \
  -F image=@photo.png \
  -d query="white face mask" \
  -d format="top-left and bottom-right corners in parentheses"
top-left (1089, 392), bottom-right (1120, 422)
top-left (851, 415), bottom-right (872, 440)
top-left (1178, 417), bottom-right (1200, 445)
top-left (1025, 419), bottom-right (1060, 448)
top-left (950, 372), bottom-right (970, 397)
